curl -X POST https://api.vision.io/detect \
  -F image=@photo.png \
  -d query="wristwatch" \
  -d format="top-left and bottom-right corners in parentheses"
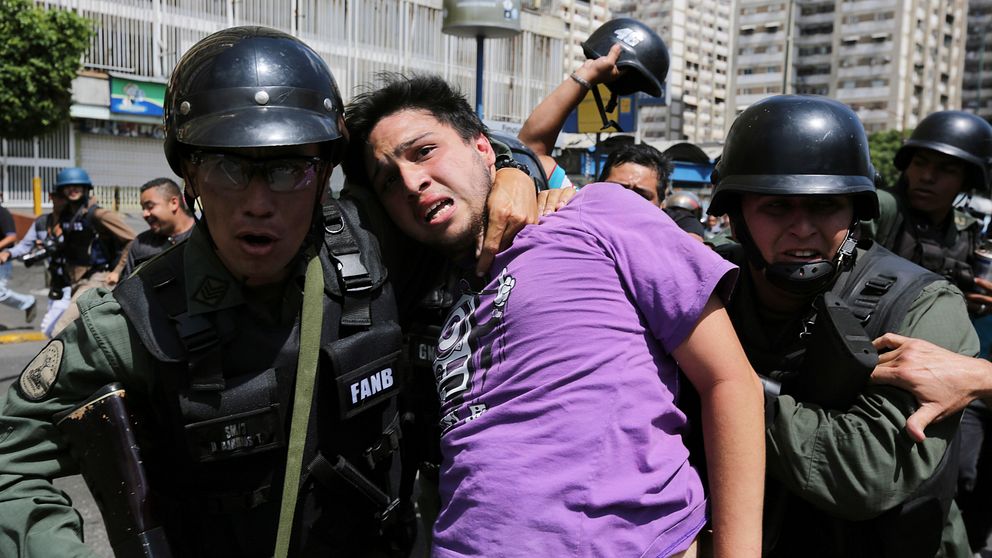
top-left (494, 154), bottom-right (530, 175)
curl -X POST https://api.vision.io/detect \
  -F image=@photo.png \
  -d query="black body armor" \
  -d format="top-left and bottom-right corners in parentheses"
top-left (112, 198), bottom-right (406, 557)
top-left (60, 204), bottom-right (117, 269)
top-left (881, 197), bottom-right (981, 294)
top-left (720, 242), bottom-right (959, 557)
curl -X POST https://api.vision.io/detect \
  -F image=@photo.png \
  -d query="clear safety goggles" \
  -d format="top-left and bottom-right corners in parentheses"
top-left (187, 151), bottom-right (324, 193)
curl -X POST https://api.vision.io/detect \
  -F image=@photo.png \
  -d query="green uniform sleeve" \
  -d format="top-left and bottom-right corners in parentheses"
top-left (766, 280), bottom-right (977, 520)
top-left (0, 288), bottom-right (150, 557)
top-left (861, 188), bottom-right (899, 243)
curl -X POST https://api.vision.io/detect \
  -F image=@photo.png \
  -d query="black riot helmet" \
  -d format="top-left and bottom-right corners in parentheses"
top-left (665, 191), bottom-right (703, 219)
top-left (489, 130), bottom-right (549, 192)
top-left (582, 18), bottom-right (669, 98)
top-left (581, 18), bottom-right (669, 133)
top-left (708, 95), bottom-right (878, 295)
top-left (164, 26), bottom-right (346, 178)
top-left (893, 110), bottom-right (992, 193)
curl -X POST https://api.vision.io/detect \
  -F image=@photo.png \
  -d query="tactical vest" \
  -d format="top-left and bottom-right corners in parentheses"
top-left (60, 203), bottom-right (116, 269)
top-left (877, 194), bottom-right (980, 293)
top-left (113, 199), bottom-right (407, 557)
top-left (716, 242), bottom-right (959, 558)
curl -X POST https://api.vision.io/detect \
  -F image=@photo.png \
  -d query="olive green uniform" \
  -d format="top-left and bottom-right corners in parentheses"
top-left (0, 228), bottom-right (276, 556)
top-left (865, 189), bottom-right (982, 290)
top-left (728, 246), bottom-right (977, 557)
top-left (0, 221), bottom-right (401, 557)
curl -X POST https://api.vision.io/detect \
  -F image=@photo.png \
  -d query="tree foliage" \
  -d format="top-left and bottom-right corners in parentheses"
top-left (0, 0), bottom-right (91, 139)
top-left (868, 129), bottom-right (908, 190)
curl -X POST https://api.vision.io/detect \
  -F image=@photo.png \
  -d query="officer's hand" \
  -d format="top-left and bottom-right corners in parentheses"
top-left (537, 186), bottom-right (577, 217)
top-left (966, 277), bottom-right (992, 315)
top-left (0, 251), bottom-right (9, 264)
top-left (575, 44), bottom-right (623, 86)
top-left (476, 167), bottom-right (538, 276)
top-left (871, 332), bottom-right (991, 442)
top-left (106, 271), bottom-right (120, 287)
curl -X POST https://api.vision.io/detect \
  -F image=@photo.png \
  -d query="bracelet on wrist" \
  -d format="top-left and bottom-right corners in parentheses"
top-left (569, 72), bottom-right (592, 91)
top-left (495, 155), bottom-right (531, 175)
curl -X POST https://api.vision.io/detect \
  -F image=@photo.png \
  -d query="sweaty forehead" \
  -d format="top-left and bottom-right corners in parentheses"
top-left (606, 163), bottom-right (659, 187)
top-left (367, 110), bottom-right (442, 153)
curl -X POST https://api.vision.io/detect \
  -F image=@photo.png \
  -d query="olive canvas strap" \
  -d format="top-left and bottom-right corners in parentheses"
top-left (274, 253), bottom-right (325, 558)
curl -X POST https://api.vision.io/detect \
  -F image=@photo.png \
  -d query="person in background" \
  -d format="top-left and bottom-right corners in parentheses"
top-left (121, 177), bottom-right (195, 279)
top-left (516, 39), bottom-right (705, 241)
top-left (50, 167), bottom-right (135, 334)
top-left (0, 186), bottom-right (71, 336)
top-left (664, 190), bottom-right (706, 241)
top-left (865, 110), bottom-right (992, 557)
top-left (0, 194), bottom-right (37, 324)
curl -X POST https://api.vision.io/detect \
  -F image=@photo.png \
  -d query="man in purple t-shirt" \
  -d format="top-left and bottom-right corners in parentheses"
top-left (345, 75), bottom-right (765, 558)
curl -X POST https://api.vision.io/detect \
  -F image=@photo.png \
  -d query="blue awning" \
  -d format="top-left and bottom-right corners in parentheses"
top-left (671, 162), bottom-right (713, 184)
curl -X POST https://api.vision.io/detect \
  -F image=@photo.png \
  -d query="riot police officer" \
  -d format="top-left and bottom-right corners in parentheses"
top-left (707, 95), bottom-right (975, 557)
top-left (50, 166), bottom-right (135, 334)
top-left (0, 27), bottom-right (407, 558)
top-left (867, 110), bottom-right (992, 315)
top-left (866, 110), bottom-right (992, 555)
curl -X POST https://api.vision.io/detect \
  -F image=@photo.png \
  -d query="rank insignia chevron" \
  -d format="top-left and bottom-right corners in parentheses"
top-left (194, 276), bottom-right (229, 307)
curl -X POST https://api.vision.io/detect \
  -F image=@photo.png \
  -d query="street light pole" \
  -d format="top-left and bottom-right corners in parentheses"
top-left (782, 0), bottom-right (796, 94)
top-left (978, 18), bottom-right (988, 115)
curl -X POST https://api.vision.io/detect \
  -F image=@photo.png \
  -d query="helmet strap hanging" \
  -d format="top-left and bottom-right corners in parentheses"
top-left (591, 86), bottom-right (623, 133)
top-left (736, 215), bottom-right (859, 297)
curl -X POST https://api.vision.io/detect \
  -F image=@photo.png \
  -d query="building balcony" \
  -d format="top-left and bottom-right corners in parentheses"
top-left (836, 64), bottom-right (891, 78)
top-left (835, 86), bottom-right (892, 100)
top-left (800, 11), bottom-right (835, 25)
top-left (737, 52), bottom-right (787, 65)
top-left (840, 0), bottom-right (898, 13)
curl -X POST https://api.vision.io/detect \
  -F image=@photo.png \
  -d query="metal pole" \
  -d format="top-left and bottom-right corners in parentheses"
top-left (476, 36), bottom-right (485, 118)
top-left (782, 0), bottom-right (795, 94)
top-left (979, 22), bottom-right (987, 114)
top-left (32, 177), bottom-right (42, 216)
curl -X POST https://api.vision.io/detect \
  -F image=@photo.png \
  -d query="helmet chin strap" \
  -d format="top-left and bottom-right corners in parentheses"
top-left (736, 218), bottom-right (859, 297)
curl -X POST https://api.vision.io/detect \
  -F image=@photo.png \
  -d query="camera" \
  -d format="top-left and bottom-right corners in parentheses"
top-left (20, 237), bottom-right (68, 300)
top-left (21, 237), bottom-right (60, 268)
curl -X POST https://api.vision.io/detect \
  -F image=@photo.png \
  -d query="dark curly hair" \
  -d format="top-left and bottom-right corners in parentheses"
top-left (598, 143), bottom-right (674, 199)
top-left (343, 73), bottom-right (489, 186)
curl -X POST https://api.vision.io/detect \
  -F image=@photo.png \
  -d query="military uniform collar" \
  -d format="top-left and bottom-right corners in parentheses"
top-left (183, 224), bottom-right (310, 316)
top-left (182, 226), bottom-right (243, 315)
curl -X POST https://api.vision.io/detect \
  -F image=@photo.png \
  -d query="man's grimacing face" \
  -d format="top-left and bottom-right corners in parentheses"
top-left (739, 194), bottom-right (854, 271)
top-left (364, 109), bottom-right (495, 258)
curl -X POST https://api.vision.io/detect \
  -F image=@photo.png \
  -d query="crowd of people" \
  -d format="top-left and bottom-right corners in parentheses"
top-left (0, 19), bottom-right (991, 558)
top-left (0, 170), bottom-right (199, 337)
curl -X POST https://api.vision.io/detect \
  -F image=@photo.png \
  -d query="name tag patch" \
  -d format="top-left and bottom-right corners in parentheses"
top-left (184, 405), bottom-right (284, 462)
top-left (336, 354), bottom-right (400, 420)
top-left (350, 368), bottom-right (394, 404)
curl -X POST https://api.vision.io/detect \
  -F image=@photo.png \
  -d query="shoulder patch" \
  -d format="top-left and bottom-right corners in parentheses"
top-left (18, 340), bottom-right (64, 401)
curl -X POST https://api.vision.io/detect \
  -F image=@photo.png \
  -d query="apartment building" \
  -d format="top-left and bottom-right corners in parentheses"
top-left (731, 0), bottom-right (967, 134)
top-left (2, 0), bottom-right (564, 207)
top-left (558, 0), bottom-right (613, 74)
top-left (963, 0), bottom-right (992, 120)
top-left (612, 0), bottom-right (733, 143)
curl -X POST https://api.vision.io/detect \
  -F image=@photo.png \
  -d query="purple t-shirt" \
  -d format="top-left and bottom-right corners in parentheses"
top-left (431, 183), bottom-right (737, 557)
